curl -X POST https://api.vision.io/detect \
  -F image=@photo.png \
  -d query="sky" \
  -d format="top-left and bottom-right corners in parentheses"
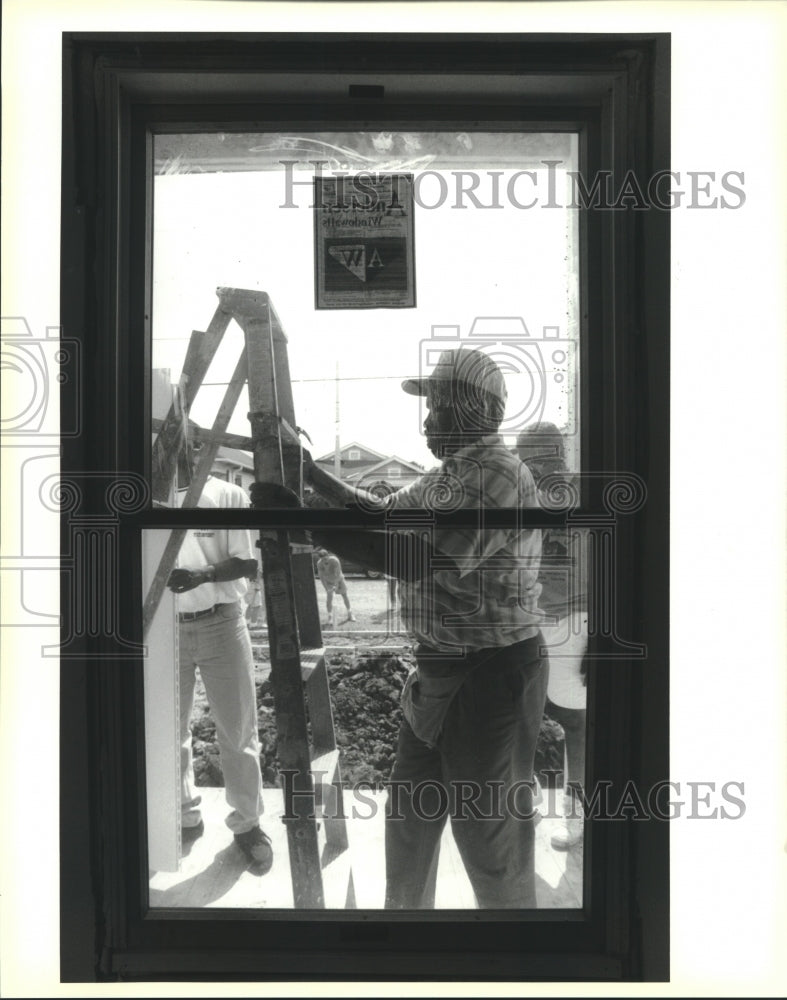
top-left (151, 142), bottom-right (580, 470)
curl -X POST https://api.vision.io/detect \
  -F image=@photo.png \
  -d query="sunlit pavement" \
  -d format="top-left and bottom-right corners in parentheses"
top-left (149, 786), bottom-right (582, 910)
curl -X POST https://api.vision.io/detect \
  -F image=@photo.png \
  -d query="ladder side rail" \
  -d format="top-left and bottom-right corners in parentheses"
top-left (150, 307), bottom-right (232, 502)
top-left (268, 325), bottom-right (324, 649)
top-left (257, 526), bottom-right (325, 907)
top-left (239, 295), bottom-right (325, 908)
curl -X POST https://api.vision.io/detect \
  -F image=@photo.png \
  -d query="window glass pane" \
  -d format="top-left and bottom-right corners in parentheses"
top-left (145, 131), bottom-right (586, 912)
top-left (143, 523), bottom-right (587, 910)
top-left (150, 131), bottom-right (580, 505)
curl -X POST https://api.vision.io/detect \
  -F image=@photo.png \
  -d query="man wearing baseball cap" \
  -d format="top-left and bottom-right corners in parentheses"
top-left (305, 346), bottom-right (547, 909)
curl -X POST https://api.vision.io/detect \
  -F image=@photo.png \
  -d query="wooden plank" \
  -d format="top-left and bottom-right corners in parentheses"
top-left (310, 748), bottom-right (340, 796)
top-left (142, 531), bottom-right (180, 873)
top-left (181, 304), bottom-right (236, 410)
top-left (142, 351), bottom-right (248, 637)
top-left (141, 529), bottom-right (188, 640)
top-left (151, 417), bottom-right (253, 453)
top-left (305, 657), bottom-right (337, 752)
top-left (291, 550), bottom-right (323, 649)
top-left (320, 842), bottom-right (356, 909)
top-left (150, 305), bottom-right (232, 502)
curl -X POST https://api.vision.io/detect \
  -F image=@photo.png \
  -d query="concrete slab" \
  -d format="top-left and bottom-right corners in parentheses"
top-left (149, 786), bottom-right (583, 910)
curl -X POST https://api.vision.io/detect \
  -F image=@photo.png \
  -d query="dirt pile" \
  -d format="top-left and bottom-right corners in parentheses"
top-left (327, 648), bottom-right (411, 786)
top-left (250, 648), bottom-right (410, 788)
top-left (191, 645), bottom-right (566, 789)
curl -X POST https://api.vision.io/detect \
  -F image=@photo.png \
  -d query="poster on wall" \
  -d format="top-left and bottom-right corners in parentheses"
top-left (314, 173), bottom-right (415, 308)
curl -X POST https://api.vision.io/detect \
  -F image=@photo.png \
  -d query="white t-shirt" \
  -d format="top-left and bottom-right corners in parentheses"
top-left (176, 476), bottom-right (255, 613)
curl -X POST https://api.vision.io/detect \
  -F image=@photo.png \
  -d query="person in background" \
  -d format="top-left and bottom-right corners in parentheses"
top-left (244, 567), bottom-right (264, 628)
top-left (167, 442), bottom-right (273, 872)
top-left (315, 548), bottom-right (357, 626)
top-left (517, 422), bottom-right (587, 850)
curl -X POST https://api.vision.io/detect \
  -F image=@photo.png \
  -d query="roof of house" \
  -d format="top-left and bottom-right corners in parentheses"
top-left (345, 454), bottom-right (425, 481)
top-left (314, 441), bottom-right (387, 465)
top-left (213, 446), bottom-right (254, 469)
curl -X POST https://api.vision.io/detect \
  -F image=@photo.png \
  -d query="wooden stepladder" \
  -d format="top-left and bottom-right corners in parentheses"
top-left (146, 287), bottom-right (355, 908)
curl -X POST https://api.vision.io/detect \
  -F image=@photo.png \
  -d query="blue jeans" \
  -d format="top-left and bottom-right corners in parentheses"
top-left (385, 634), bottom-right (547, 909)
top-left (179, 601), bottom-right (263, 834)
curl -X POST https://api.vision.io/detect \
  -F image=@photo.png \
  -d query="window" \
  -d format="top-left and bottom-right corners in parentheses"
top-left (145, 127), bottom-right (584, 911)
top-left (61, 33), bottom-right (669, 981)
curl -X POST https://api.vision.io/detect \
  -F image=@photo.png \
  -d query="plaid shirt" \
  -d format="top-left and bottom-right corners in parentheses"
top-left (386, 435), bottom-right (543, 652)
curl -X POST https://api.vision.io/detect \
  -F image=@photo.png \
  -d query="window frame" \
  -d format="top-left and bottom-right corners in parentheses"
top-left (60, 32), bottom-right (669, 982)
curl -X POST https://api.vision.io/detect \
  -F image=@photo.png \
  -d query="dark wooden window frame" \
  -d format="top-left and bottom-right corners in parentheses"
top-left (60, 32), bottom-right (670, 983)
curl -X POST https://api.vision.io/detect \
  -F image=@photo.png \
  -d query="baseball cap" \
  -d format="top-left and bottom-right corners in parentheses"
top-left (401, 348), bottom-right (508, 405)
top-left (516, 421), bottom-right (565, 459)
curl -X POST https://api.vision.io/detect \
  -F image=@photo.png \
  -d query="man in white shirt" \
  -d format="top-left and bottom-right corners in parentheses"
top-left (167, 471), bottom-right (272, 872)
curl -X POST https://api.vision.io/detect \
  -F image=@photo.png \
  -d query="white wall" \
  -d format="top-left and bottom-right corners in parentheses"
top-left (2, 2), bottom-right (785, 996)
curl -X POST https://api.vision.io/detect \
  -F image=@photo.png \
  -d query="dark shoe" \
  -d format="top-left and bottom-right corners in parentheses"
top-left (182, 819), bottom-right (204, 845)
top-left (234, 825), bottom-right (273, 873)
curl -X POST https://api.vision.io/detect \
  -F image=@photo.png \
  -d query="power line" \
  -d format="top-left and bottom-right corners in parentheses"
top-left (195, 374), bottom-right (419, 386)
top-left (187, 371), bottom-right (558, 388)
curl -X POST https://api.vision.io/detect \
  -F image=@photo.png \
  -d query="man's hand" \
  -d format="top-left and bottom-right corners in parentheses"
top-left (167, 557), bottom-right (256, 593)
top-left (307, 460), bottom-right (384, 509)
top-left (167, 567), bottom-right (212, 594)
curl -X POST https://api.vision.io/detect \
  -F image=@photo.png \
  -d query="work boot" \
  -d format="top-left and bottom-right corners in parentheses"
top-left (551, 791), bottom-right (584, 850)
top-left (234, 825), bottom-right (274, 873)
top-left (550, 815), bottom-right (584, 850)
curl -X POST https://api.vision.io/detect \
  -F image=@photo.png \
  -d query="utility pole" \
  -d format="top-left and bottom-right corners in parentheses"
top-left (334, 360), bottom-right (341, 479)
